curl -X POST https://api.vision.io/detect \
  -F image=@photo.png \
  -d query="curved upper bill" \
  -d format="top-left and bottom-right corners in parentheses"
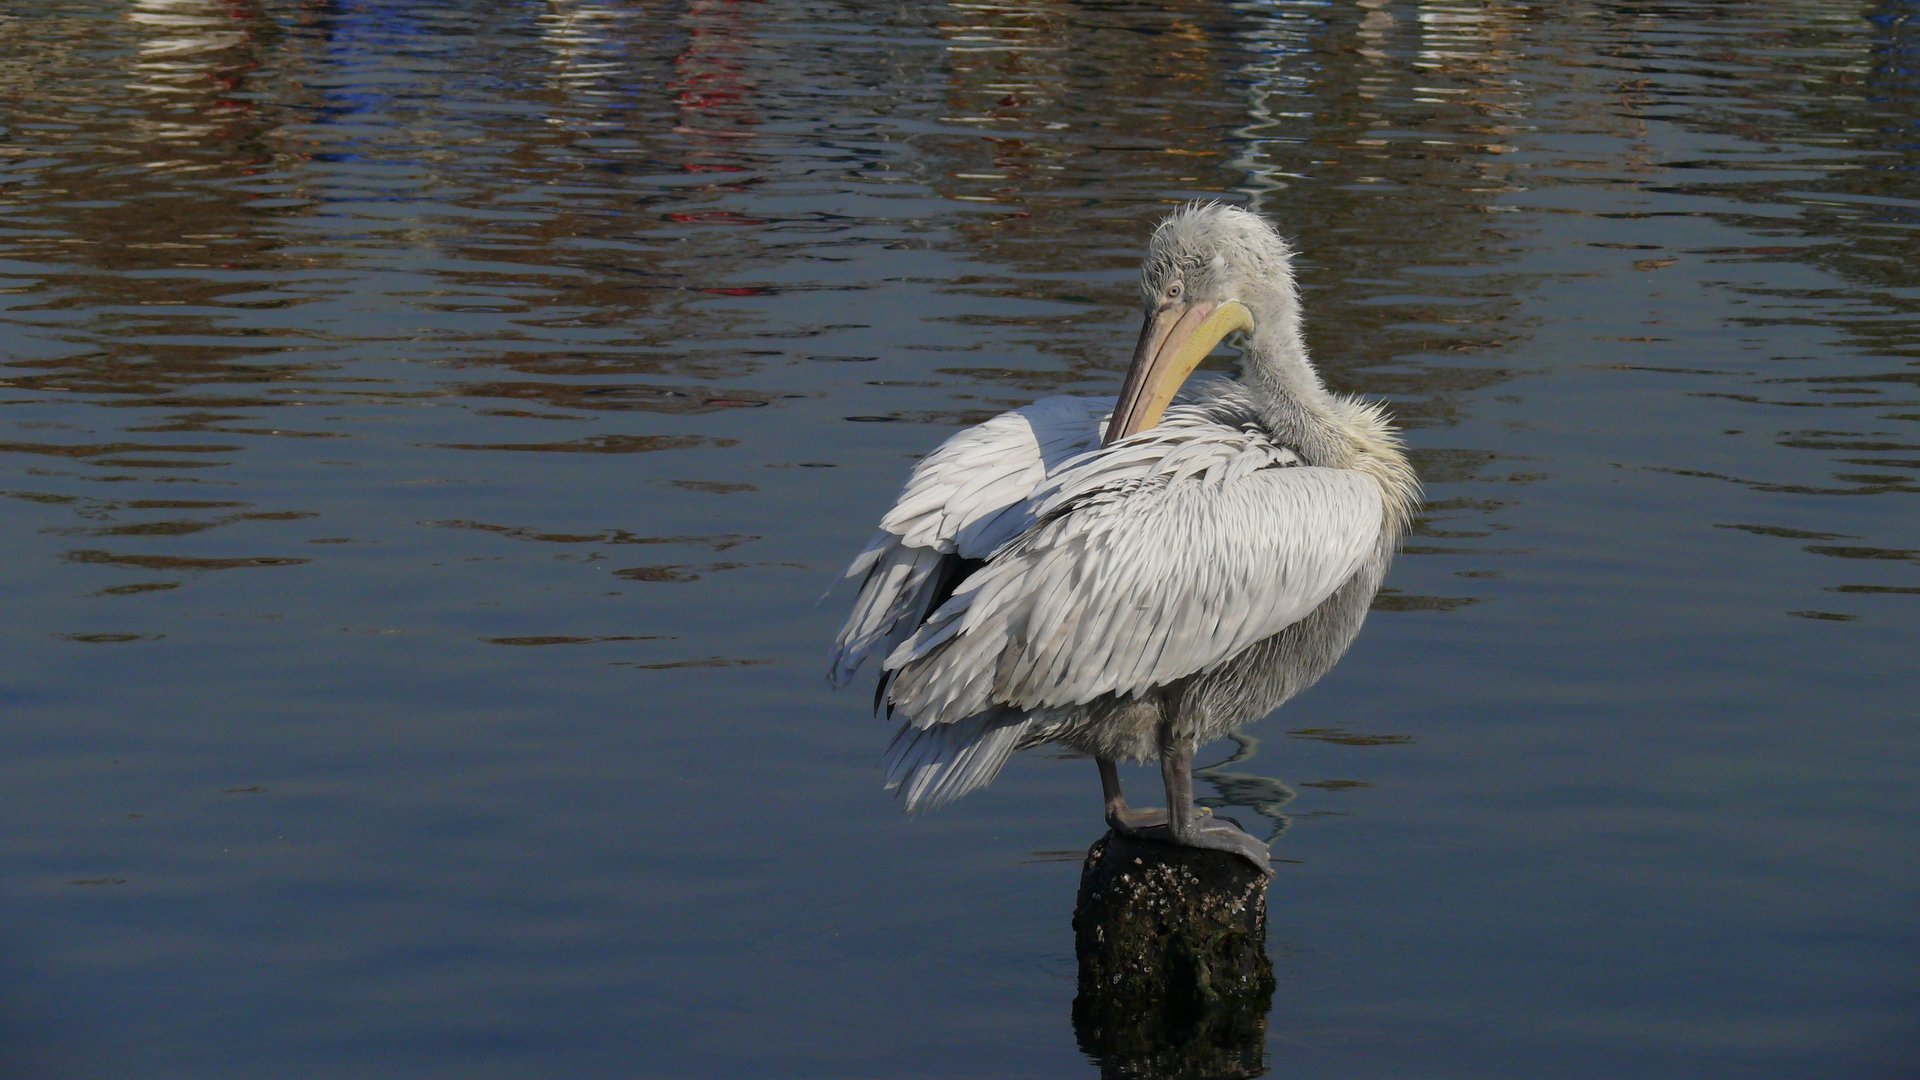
top-left (1103, 299), bottom-right (1254, 445)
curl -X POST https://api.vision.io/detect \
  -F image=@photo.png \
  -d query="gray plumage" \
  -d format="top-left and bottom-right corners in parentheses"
top-left (830, 204), bottom-right (1420, 832)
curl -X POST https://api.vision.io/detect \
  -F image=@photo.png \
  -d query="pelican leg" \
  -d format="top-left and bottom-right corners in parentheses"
top-left (1099, 757), bottom-right (1169, 834)
top-left (1161, 742), bottom-right (1273, 876)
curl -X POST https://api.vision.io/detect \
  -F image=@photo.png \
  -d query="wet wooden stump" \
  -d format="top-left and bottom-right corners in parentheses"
top-left (1071, 829), bottom-right (1275, 1079)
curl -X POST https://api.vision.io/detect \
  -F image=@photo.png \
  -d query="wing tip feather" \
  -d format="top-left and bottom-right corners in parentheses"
top-left (882, 713), bottom-right (1029, 812)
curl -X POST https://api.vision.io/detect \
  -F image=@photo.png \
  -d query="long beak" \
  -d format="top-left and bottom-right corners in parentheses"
top-left (1103, 299), bottom-right (1254, 444)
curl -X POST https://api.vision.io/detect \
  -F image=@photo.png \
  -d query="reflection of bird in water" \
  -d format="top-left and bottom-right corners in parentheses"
top-left (1194, 733), bottom-right (1297, 842)
top-left (831, 204), bottom-right (1419, 871)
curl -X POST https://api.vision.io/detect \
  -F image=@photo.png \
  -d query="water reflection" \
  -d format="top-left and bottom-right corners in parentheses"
top-left (1197, 734), bottom-right (1298, 843)
top-left (1073, 844), bottom-right (1274, 1080)
top-left (0, 0), bottom-right (1915, 1075)
top-left (1074, 993), bottom-right (1268, 1080)
top-left (1559, 2), bottom-right (1920, 619)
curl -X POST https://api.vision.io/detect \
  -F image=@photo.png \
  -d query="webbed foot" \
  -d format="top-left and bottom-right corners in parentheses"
top-left (1184, 815), bottom-right (1274, 876)
top-left (1126, 812), bottom-right (1271, 875)
top-left (1106, 805), bottom-right (1170, 836)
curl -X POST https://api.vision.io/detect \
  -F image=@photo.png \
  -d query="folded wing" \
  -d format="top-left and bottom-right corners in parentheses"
top-left (882, 421), bottom-right (1384, 731)
top-left (828, 395), bottom-right (1110, 687)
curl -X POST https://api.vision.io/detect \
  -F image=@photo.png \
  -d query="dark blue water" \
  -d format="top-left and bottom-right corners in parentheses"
top-left (2, 1), bottom-right (1915, 1076)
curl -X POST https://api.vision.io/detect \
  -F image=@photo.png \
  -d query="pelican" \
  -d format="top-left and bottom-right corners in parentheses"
top-left (829, 204), bottom-right (1419, 870)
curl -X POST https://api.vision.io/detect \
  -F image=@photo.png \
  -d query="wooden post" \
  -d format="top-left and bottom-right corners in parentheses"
top-left (1071, 830), bottom-right (1274, 1079)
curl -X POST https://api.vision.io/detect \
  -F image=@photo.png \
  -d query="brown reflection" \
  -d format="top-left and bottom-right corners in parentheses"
top-left (1673, 1), bottom-right (1920, 302)
top-left (611, 656), bottom-right (773, 670)
top-left (1604, 2), bottom-right (1920, 615)
top-left (428, 519), bottom-right (755, 551)
top-left (668, 479), bottom-right (755, 494)
top-left (64, 549), bottom-right (305, 571)
top-left (485, 635), bottom-right (664, 647)
top-left (5, 0), bottom-right (302, 288)
top-left (94, 582), bottom-right (181, 596)
top-left (456, 379), bottom-right (775, 416)
top-left (72, 521), bottom-right (232, 538)
top-left (1372, 590), bottom-right (1480, 613)
top-left (1717, 523), bottom-right (1854, 542)
top-left (1287, 727), bottom-right (1413, 748)
top-left (54, 509), bottom-right (313, 538)
top-left (1233, 0), bottom-right (1544, 611)
top-left (1, 0), bottom-right (792, 594)
top-left (0, 0), bottom-right (332, 570)
top-left (1650, 465), bottom-right (1918, 498)
top-left (433, 434), bottom-right (724, 454)
top-left (0, 441), bottom-right (238, 460)
top-left (915, 0), bottom-right (1538, 591)
top-left (919, 3), bottom-right (1262, 392)
top-left (1230, 0), bottom-right (1536, 424)
top-left (611, 563), bottom-right (744, 584)
top-left (1804, 545), bottom-right (1919, 563)
top-left (450, 0), bottom-right (778, 403)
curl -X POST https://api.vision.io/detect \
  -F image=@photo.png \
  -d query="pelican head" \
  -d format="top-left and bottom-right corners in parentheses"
top-left (1106, 204), bottom-right (1310, 444)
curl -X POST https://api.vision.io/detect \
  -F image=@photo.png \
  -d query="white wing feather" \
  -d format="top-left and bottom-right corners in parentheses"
top-left (828, 395), bottom-right (1109, 686)
top-left (882, 423), bottom-right (1383, 728)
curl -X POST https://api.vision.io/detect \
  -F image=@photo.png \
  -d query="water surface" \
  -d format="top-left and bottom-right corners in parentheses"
top-left (1, 2), bottom-right (1916, 1076)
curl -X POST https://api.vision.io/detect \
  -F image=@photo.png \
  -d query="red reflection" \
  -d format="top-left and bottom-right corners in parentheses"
top-left (669, 0), bottom-right (761, 177)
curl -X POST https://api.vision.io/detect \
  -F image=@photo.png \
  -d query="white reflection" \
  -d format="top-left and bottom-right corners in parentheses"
top-left (126, 0), bottom-right (256, 142)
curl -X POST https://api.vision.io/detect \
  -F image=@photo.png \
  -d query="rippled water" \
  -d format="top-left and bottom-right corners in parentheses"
top-left (2, 1), bottom-right (1915, 1076)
